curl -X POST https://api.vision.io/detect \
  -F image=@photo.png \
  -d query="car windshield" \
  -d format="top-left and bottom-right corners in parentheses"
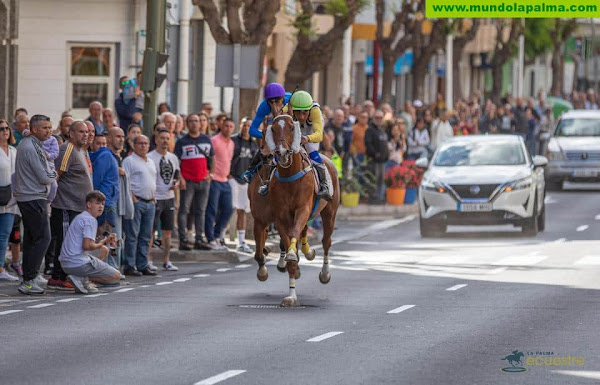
top-left (555, 118), bottom-right (600, 137)
top-left (433, 141), bottom-right (526, 166)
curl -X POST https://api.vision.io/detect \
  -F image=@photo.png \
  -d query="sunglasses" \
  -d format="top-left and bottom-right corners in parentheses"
top-left (120, 80), bottom-right (131, 86)
top-left (0, 126), bottom-right (9, 131)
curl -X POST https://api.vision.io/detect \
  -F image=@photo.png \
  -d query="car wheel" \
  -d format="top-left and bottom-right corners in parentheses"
top-left (522, 198), bottom-right (539, 236)
top-left (537, 198), bottom-right (546, 232)
top-left (545, 180), bottom-right (562, 191)
top-left (420, 216), bottom-right (446, 238)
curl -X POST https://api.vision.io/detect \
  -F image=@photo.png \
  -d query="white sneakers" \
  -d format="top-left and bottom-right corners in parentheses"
top-left (0, 270), bottom-right (19, 281)
top-left (207, 240), bottom-right (228, 251)
top-left (236, 243), bottom-right (253, 254)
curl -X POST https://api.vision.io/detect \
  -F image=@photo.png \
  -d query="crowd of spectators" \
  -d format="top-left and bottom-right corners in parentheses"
top-left (2, 81), bottom-right (599, 293)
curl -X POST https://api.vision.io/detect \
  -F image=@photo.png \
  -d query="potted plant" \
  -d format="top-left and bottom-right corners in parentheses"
top-left (340, 158), bottom-right (376, 207)
top-left (401, 160), bottom-right (424, 204)
top-left (384, 165), bottom-right (408, 205)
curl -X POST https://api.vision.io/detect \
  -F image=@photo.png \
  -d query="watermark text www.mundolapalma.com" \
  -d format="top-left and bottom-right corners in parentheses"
top-left (427, 0), bottom-right (600, 18)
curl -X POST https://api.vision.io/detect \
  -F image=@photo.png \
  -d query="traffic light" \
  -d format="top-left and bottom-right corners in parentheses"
top-left (141, 48), bottom-right (169, 91)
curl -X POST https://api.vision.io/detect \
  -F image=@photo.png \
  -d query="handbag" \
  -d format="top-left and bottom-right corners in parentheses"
top-left (0, 185), bottom-right (11, 206)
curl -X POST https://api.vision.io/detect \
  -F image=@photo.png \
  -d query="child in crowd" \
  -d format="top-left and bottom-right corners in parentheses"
top-left (59, 191), bottom-right (121, 294)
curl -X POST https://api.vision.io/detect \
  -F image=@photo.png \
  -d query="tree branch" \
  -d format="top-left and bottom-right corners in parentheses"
top-left (226, 0), bottom-right (244, 43)
top-left (194, 0), bottom-right (231, 43)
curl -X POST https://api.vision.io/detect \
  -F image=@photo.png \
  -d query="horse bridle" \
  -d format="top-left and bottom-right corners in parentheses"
top-left (273, 114), bottom-right (295, 169)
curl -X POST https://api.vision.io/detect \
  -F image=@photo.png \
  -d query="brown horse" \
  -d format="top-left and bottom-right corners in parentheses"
top-left (250, 114), bottom-right (340, 307)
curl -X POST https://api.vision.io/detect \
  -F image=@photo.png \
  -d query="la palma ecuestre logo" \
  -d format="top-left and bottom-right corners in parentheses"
top-left (501, 350), bottom-right (527, 372)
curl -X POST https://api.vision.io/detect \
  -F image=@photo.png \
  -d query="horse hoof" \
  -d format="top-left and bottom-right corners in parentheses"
top-left (319, 272), bottom-right (331, 284)
top-left (276, 264), bottom-right (287, 273)
top-left (257, 267), bottom-right (268, 282)
top-left (304, 249), bottom-right (316, 261)
top-left (263, 247), bottom-right (271, 256)
top-left (285, 250), bottom-right (298, 262)
top-left (281, 296), bottom-right (299, 307)
top-left (295, 268), bottom-right (301, 280)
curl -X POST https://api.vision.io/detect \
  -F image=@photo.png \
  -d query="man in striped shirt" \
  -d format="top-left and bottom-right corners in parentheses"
top-left (47, 121), bottom-right (94, 291)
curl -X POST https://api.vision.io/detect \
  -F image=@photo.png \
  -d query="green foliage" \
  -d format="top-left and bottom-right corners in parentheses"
top-left (324, 0), bottom-right (349, 16)
top-left (340, 158), bottom-right (376, 196)
top-left (524, 19), bottom-right (554, 60)
top-left (292, 13), bottom-right (314, 37)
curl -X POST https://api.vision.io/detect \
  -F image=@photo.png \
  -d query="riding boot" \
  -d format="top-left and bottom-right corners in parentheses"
top-left (241, 151), bottom-right (263, 183)
top-left (314, 163), bottom-right (333, 201)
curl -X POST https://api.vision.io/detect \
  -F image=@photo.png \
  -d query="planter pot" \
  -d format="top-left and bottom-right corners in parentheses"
top-left (386, 187), bottom-right (406, 205)
top-left (404, 187), bottom-right (418, 204)
top-left (341, 192), bottom-right (360, 207)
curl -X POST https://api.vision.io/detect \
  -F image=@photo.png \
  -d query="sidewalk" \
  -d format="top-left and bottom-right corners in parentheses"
top-left (336, 203), bottom-right (419, 220)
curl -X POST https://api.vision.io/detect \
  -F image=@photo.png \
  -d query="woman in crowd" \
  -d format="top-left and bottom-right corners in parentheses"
top-left (0, 119), bottom-right (19, 280)
top-left (122, 124), bottom-right (142, 159)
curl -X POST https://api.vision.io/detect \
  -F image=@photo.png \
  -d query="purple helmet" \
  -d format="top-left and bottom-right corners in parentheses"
top-left (264, 83), bottom-right (285, 100)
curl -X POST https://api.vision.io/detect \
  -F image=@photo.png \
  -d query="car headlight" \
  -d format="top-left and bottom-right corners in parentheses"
top-left (504, 177), bottom-right (532, 192)
top-left (421, 180), bottom-right (447, 193)
top-left (545, 140), bottom-right (565, 161)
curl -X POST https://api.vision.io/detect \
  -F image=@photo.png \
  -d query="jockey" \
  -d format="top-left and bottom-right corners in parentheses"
top-left (287, 90), bottom-right (333, 201)
top-left (241, 83), bottom-right (291, 184)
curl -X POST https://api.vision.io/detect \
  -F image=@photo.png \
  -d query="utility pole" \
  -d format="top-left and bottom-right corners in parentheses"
top-left (142, 0), bottom-right (167, 136)
top-left (592, 18), bottom-right (598, 91)
top-left (445, 22), bottom-right (454, 111)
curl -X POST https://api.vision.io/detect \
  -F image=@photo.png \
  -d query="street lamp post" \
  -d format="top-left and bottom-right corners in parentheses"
top-left (445, 25), bottom-right (454, 111)
top-left (517, 18), bottom-right (525, 98)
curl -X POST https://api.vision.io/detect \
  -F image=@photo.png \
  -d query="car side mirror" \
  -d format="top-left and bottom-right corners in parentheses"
top-left (532, 155), bottom-right (548, 168)
top-left (415, 157), bottom-right (429, 169)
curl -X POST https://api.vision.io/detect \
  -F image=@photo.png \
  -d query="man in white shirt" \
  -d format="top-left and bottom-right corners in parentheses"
top-left (148, 129), bottom-right (179, 271)
top-left (122, 135), bottom-right (157, 276)
top-left (431, 109), bottom-right (454, 150)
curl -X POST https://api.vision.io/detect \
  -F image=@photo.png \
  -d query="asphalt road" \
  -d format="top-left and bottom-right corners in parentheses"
top-left (1, 183), bottom-right (600, 385)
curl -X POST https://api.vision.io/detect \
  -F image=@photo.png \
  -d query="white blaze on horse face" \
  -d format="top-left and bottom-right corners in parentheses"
top-left (277, 119), bottom-right (286, 128)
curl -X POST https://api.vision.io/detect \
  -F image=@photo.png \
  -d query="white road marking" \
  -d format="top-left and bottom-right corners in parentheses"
top-left (56, 298), bottom-right (81, 303)
top-left (173, 278), bottom-right (191, 282)
top-left (446, 284), bottom-right (468, 291)
top-left (139, 285), bottom-right (151, 288)
top-left (387, 305), bottom-right (416, 314)
top-left (265, 260), bottom-right (278, 266)
top-left (235, 264), bottom-right (251, 269)
top-left (595, 214), bottom-right (600, 221)
top-left (194, 274), bottom-right (210, 278)
top-left (554, 238), bottom-right (567, 243)
top-left (0, 310), bottom-right (23, 316)
top-left (553, 370), bottom-right (600, 380)
top-left (576, 225), bottom-right (589, 232)
top-left (20, 300), bottom-right (41, 304)
top-left (27, 303), bottom-right (55, 309)
top-left (306, 331), bottom-right (344, 342)
top-left (115, 288), bottom-right (135, 293)
top-left (216, 268), bottom-right (232, 272)
top-left (86, 293), bottom-right (108, 297)
top-left (421, 256), bottom-right (472, 265)
top-left (194, 370), bottom-right (247, 385)
top-left (574, 256), bottom-right (600, 265)
top-left (544, 195), bottom-right (557, 204)
top-left (0, 299), bottom-right (18, 303)
top-left (492, 256), bottom-right (547, 266)
top-left (155, 281), bottom-right (173, 286)
top-left (314, 216), bottom-right (416, 250)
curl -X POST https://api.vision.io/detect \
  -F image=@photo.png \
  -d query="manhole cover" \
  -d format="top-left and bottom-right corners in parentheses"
top-left (231, 304), bottom-right (315, 309)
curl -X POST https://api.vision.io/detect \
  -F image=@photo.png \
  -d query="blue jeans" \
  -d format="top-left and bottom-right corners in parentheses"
top-left (204, 180), bottom-right (233, 242)
top-left (0, 213), bottom-right (14, 267)
top-left (123, 200), bottom-right (155, 270)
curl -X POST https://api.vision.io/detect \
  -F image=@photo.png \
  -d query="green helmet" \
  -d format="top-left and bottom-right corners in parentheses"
top-left (290, 91), bottom-right (313, 111)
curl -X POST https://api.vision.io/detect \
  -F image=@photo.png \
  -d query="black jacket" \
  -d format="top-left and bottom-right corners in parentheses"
top-left (230, 134), bottom-right (258, 184)
top-left (364, 124), bottom-right (389, 163)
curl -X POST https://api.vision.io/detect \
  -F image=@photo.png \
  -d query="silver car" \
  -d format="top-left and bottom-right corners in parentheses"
top-left (417, 135), bottom-right (547, 237)
top-left (544, 110), bottom-right (600, 190)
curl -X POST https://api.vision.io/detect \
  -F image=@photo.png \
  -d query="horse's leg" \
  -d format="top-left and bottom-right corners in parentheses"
top-left (300, 225), bottom-right (316, 261)
top-left (276, 238), bottom-right (287, 273)
top-left (319, 208), bottom-right (336, 284)
top-left (253, 220), bottom-right (268, 281)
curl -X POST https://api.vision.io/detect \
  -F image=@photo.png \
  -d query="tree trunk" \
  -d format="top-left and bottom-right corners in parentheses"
top-left (550, 48), bottom-right (561, 96)
top-left (380, 54), bottom-right (396, 104)
top-left (412, 64), bottom-right (427, 102)
top-left (491, 64), bottom-right (503, 105)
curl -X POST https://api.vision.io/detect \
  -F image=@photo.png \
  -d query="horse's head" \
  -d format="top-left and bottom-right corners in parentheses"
top-left (265, 114), bottom-right (301, 168)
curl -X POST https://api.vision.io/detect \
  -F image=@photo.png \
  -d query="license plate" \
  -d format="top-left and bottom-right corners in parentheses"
top-left (458, 203), bottom-right (493, 212)
top-left (572, 169), bottom-right (598, 177)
